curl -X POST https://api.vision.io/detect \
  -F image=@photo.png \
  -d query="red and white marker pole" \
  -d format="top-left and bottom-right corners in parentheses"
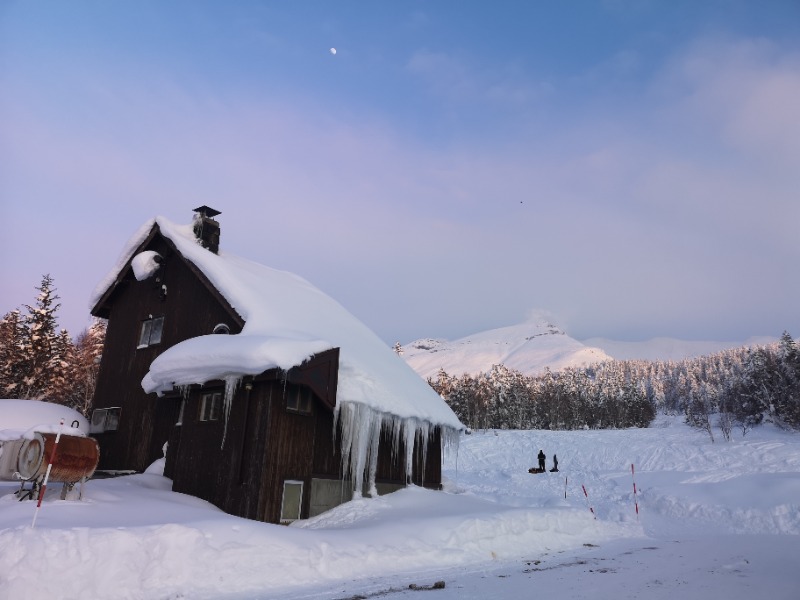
top-left (631, 463), bottom-right (639, 520)
top-left (581, 484), bottom-right (596, 519)
top-left (31, 418), bottom-right (64, 528)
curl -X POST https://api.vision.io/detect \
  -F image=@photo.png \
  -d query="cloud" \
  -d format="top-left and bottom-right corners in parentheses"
top-left (654, 36), bottom-right (800, 166)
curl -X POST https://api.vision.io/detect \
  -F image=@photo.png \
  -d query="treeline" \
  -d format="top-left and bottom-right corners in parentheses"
top-left (429, 362), bottom-right (656, 432)
top-left (0, 275), bottom-right (106, 416)
top-left (427, 332), bottom-right (800, 439)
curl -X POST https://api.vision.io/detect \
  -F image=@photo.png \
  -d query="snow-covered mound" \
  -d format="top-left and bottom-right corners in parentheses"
top-left (2, 418), bottom-right (799, 599)
top-left (0, 399), bottom-right (89, 441)
top-left (403, 320), bottom-right (611, 379)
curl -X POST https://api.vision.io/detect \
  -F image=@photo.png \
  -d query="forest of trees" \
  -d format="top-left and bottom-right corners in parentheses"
top-left (0, 275), bottom-right (106, 416)
top-left (429, 332), bottom-right (800, 440)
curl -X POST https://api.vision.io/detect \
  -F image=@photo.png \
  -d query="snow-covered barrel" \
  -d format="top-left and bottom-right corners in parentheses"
top-left (16, 433), bottom-right (99, 483)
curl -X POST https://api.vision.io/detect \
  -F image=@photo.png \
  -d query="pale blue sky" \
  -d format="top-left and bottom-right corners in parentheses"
top-left (2, 1), bottom-right (799, 344)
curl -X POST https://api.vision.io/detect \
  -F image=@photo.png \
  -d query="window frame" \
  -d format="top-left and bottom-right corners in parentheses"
top-left (89, 407), bottom-right (121, 433)
top-left (137, 315), bottom-right (165, 348)
top-left (285, 385), bottom-right (313, 415)
top-left (199, 392), bottom-right (223, 422)
top-left (280, 480), bottom-right (304, 523)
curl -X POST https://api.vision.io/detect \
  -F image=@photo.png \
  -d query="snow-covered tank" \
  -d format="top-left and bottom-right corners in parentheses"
top-left (15, 432), bottom-right (99, 482)
top-left (0, 399), bottom-right (99, 486)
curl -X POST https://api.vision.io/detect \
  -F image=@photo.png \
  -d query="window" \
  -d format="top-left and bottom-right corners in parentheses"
top-left (138, 316), bottom-right (164, 348)
top-left (280, 480), bottom-right (304, 523)
top-left (199, 392), bottom-right (223, 422)
top-left (212, 323), bottom-right (230, 334)
top-left (90, 407), bottom-right (121, 433)
top-left (285, 385), bottom-right (313, 414)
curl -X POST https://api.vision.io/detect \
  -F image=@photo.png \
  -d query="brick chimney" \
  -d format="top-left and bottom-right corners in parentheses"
top-left (192, 206), bottom-right (221, 254)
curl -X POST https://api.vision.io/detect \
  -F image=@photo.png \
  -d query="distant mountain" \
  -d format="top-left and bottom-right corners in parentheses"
top-left (581, 336), bottom-right (777, 362)
top-left (401, 320), bottom-right (777, 380)
top-left (401, 321), bottom-right (612, 379)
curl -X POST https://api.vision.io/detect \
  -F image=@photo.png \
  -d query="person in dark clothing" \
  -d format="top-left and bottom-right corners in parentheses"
top-left (537, 450), bottom-right (546, 472)
top-left (551, 454), bottom-right (559, 472)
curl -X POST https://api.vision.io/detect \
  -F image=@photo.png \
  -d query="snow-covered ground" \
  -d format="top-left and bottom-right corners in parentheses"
top-left (2, 416), bottom-right (799, 599)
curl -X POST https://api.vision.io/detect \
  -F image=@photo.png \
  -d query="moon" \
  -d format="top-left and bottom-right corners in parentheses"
top-left (330, 47), bottom-right (337, 55)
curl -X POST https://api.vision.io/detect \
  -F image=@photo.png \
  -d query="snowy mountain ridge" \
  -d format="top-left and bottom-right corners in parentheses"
top-left (402, 319), bottom-right (777, 379)
top-left (401, 320), bottom-right (612, 379)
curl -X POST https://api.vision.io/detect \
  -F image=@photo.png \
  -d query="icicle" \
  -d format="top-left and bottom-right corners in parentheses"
top-left (334, 400), bottom-right (462, 499)
top-left (220, 375), bottom-right (241, 449)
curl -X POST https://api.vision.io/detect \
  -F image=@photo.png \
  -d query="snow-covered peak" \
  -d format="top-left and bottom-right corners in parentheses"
top-left (403, 321), bottom-right (611, 379)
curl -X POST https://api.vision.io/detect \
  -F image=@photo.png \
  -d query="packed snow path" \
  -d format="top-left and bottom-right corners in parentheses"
top-left (1, 417), bottom-right (799, 599)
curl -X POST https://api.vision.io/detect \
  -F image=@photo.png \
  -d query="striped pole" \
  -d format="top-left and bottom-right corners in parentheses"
top-left (564, 476), bottom-right (568, 499)
top-left (631, 464), bottom-right (639, 520)
top-left (581, 484), bottom-right (596, 519)
top-left (31, 419), bottom-right (64, 528)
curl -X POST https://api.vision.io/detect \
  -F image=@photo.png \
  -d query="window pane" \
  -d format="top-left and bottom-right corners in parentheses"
top-left (138, 320), bottom-right (152, 346)
top-left (90, 409), bottom-right (107, 433)
top-left (300, 388), bottom-right (312, 413)
top-left (286, 387), bottom-right (298, 411)
top-left (280, 481), bottom-right (303, 522)
top-left (210, 393), bottom-right (222, 421)
top-left (200, 393), bottom-right (222, 421)
top-left (150, 317), bottom-right (164, 345)
top-left (105, 407), bottom-right (120, 431)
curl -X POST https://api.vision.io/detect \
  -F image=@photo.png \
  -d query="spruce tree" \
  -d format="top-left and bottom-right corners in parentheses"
top-left (0, 310), bottom-right (27, 396)
top-left (19, 274), bottom-right (65, 399)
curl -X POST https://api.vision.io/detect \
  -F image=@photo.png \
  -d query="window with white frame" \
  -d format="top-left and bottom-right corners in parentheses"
top-left (90, 407), bottom-right (121, 433)
top-left (199, 392), bottom-right (222, 422)
top-left (137, 316), bottom-right (164, 348)
top-left (285, 385), bottom-right (313, 414)
top-left (280, 480), bottom-right (304, 523)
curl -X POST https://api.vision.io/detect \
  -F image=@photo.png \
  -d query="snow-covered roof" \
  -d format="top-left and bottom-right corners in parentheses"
top-left (91, 216), bottom-right (464, 433)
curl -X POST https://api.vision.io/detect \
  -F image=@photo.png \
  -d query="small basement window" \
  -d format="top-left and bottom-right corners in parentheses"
top-left (280, 480), bottom-right (304, 523)
top-left (285, 385), bottom-right (313, 415)
top-left (199, 392), bottom-right (223, 422)
top-left (90, 407), bottom-right (121, 434)
top-left (138, 316), bottom-right (164, 348)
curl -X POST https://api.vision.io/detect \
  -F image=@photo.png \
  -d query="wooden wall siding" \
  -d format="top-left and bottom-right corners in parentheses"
top-left (286, 348), bottom-right (339, 410)
top-left (258, 382), bottom-right (320, 523)
top-left (92, 237), bottom-right (243, 472)
top-left (166, 380), bottom-right (443, 522)
top-left (311, 408), bottom-right (342, 478)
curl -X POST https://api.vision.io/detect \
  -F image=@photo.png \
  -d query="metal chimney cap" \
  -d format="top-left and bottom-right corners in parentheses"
top-left (193, 205), bottom-right (221, 218)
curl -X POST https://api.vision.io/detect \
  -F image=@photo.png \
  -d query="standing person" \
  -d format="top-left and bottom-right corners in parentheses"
top-left (551, 454), bottom-right (559, 472)
top-left (537, 449), bottom-right (546, 472)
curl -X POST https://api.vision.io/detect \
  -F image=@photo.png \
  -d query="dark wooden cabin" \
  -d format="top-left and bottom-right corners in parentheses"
top-left (89, 208), bottom-right (449, 523)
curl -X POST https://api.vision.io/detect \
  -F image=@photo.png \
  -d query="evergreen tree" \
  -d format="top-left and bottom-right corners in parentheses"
top-left (0, 310), bottom-right (27, 396)
top-left (774, 332), bottom-right (800, 428)
top-left (17, 275), bottom-right (64, 398)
